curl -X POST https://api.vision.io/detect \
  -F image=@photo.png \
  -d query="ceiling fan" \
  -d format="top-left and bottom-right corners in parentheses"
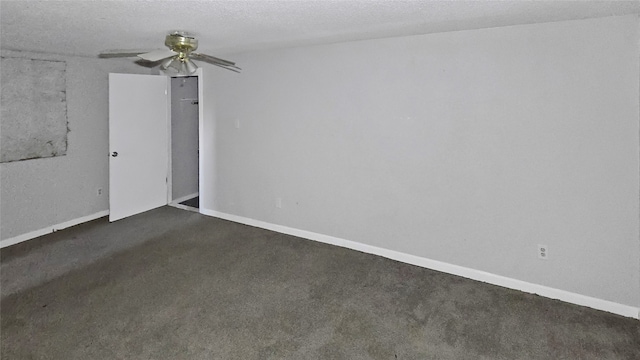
top-left (99, 31), bottom-right (240, 75)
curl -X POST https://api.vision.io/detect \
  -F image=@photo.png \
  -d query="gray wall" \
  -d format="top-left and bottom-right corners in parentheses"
top-left (208, 16), bottom-right (640, 307)
top-left (170, 76), bottom-right (199, 201)
top-left (0, 50), bottom-right (150, 240)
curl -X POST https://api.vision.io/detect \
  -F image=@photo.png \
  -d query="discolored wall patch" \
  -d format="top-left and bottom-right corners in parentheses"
top-left (1, 56), bottom-right (68, 162)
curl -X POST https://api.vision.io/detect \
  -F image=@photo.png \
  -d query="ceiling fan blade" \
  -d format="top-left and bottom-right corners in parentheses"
top-left (137, 49), bottom-right (178, 62)
top-left (206, 61), bottom-right (241, 73)
top-left (98, 49), bottom-right (154, 58)
top-left (191, 53), bottom-right (238, 68)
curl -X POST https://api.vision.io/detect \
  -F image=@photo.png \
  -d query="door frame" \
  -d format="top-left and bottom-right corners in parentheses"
top-left (166, 77), bottom-right (173, 204)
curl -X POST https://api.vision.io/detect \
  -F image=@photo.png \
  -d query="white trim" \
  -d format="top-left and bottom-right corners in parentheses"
top-left (201, 208), bottom-right (640, 320)
top-left (166, 77), bottom-right (173, 205)
top-left (170, 192), bottom-right (199, 205)
top-left (197, 68), bottom-right (205, 212)
top-left (0, 210), bottom-right (110, 249)
top-left (169, 203), bottom-right (200, 213)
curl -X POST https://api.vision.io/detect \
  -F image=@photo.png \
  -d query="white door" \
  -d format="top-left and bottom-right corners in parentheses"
top-left (109, 73), bottom-right (169, 222)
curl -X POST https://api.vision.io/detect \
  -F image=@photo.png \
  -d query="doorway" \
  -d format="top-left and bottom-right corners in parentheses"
top-left (169, 76), bottom-right (199, 211)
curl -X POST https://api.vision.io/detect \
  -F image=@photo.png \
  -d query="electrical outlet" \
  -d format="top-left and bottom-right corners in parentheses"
top-left (276, 197), bottom-right (282, 209)
top-left (235, 119), bottom-right (240, 129)
top-left (97, 188), bottom-right (103, 196)
top-left (538, 244), bottom-right (548, 260)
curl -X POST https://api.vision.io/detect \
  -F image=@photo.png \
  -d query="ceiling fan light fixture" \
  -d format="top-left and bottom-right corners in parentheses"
top-left (169, 58), bottom-right (183, 71)
top-left (160, 57), bottom-right (175, 70)
top-left (179, 61), bottom-right (188, 76)
top-left (185, 59), bottom-right (198, 74)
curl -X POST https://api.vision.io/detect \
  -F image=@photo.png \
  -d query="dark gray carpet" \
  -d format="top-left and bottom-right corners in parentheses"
top-left (2, 207), bottom-right (639, 359)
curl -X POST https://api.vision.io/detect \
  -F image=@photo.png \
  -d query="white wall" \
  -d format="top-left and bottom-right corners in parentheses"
top-left (207, 15), bottom-right (640, 309)
top-left (170, 76), bottom-right (199, 201)
top-left (0, 50), bottom-right (150, 241)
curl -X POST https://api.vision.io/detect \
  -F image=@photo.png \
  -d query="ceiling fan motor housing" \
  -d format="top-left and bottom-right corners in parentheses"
top-left (165, 32), bottom-right (198, 58)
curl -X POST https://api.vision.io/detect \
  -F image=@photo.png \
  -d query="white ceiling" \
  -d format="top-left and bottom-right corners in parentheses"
top-left (1, 0), bottom-right (639, 58)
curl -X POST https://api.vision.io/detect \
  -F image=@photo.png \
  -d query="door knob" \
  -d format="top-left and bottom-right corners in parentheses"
top-left (111, 151), bottom-right (118, 157)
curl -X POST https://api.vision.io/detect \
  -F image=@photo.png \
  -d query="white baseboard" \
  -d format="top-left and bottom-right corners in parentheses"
top-left (1, 210), bottom-right (110, 249)
top-left (201, 208), bottom-right (640, 320)
top-left (170, 192), bottom-right (199, 205)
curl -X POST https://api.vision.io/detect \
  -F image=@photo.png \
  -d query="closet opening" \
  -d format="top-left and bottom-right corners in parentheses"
top-left (169, 75), bottom-right (199, 211)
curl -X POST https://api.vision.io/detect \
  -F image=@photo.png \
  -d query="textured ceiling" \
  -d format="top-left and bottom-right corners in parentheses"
top-left (1, 0), bottom-right (639, 58)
